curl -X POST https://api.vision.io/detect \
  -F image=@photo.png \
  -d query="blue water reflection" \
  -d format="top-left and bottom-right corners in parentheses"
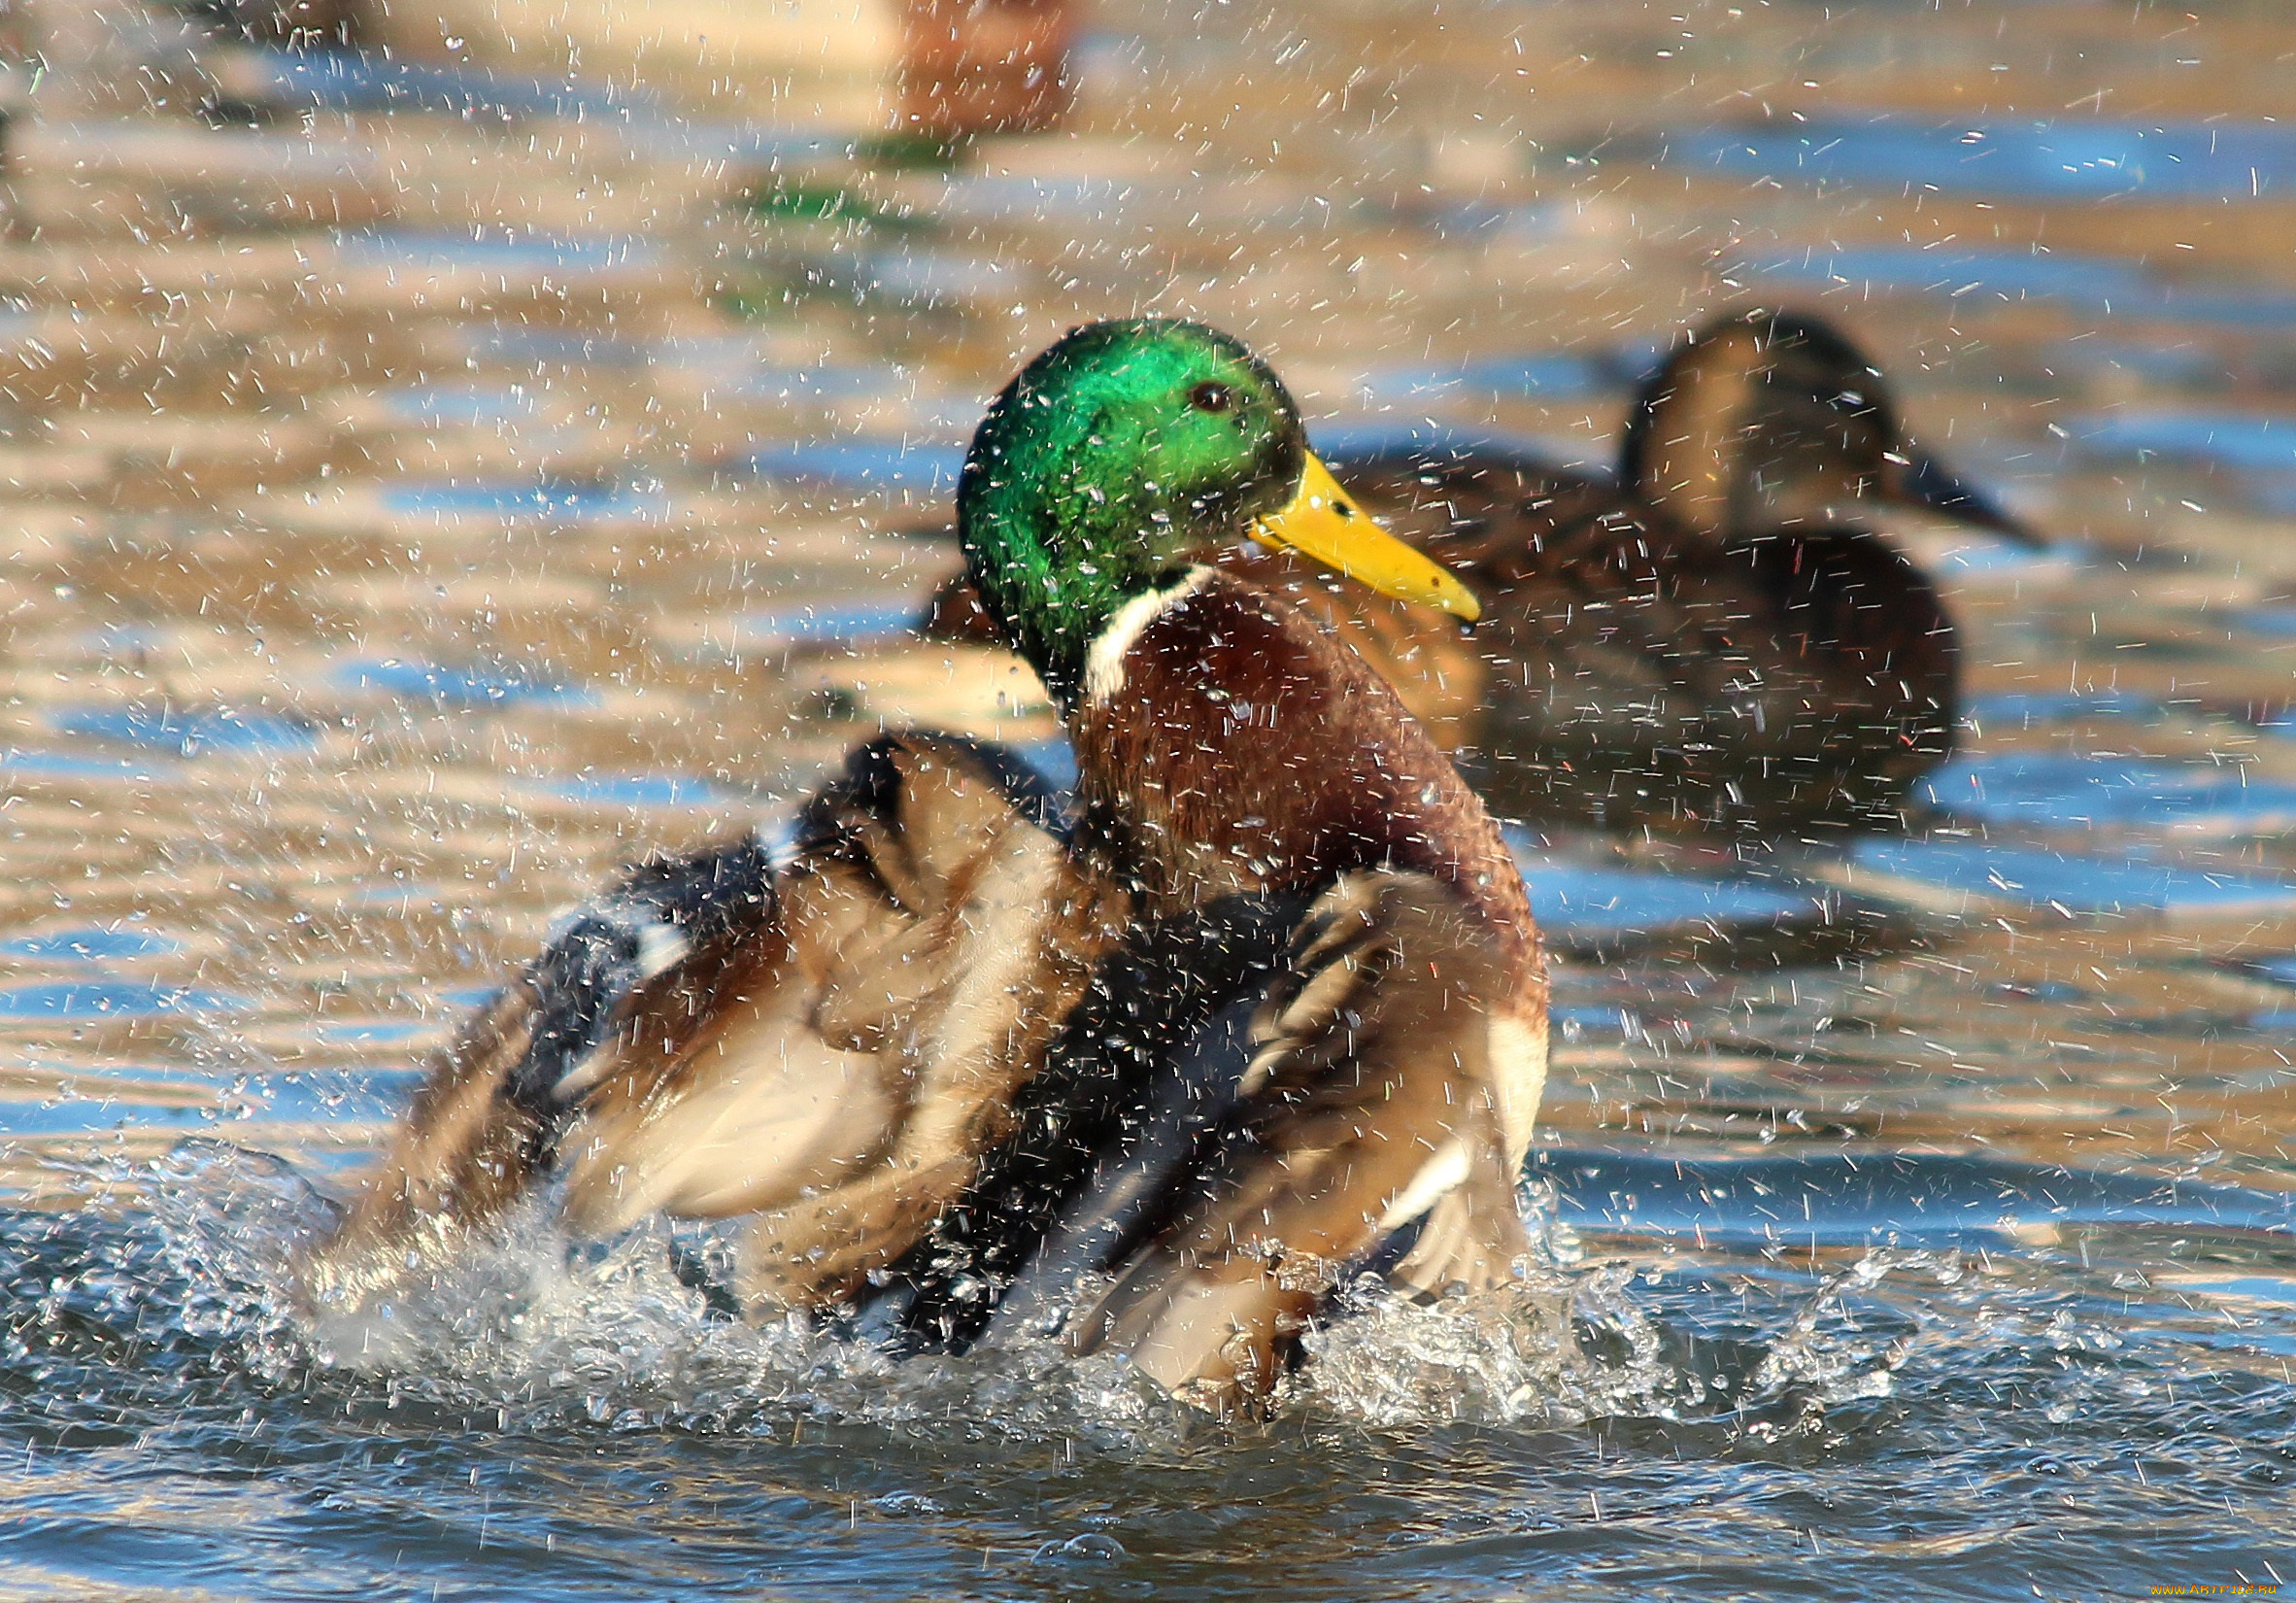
top-left (337, 660), bottom-right (591, 711)
top-left (1684, 118), bottom-right (2296, 201)
top-left (1848, 838), bottom-right (2296, 915)
top-left (736, 438), bottom-right (968, 492)
top-left (49, 707), bottom-right (317, 758)
top-left (0, 982), bottom-right (246, 1021)
top-left (1921, 752), bottom-right (2296, 836)
top-left (0, 929), bottom-right (178, 963)
top-left (1535, 1147), bottom-right (2296, 1248)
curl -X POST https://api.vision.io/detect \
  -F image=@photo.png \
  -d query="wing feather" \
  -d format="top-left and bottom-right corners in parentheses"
top-left (1062, 870), bottom-right (1528, 1412)
top-left (304, 733), bottom-right (1123, 1314)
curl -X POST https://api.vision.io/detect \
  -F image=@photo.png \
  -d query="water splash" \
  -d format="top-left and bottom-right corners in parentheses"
top-left (0, 1143), bottom-right (1975, 1452)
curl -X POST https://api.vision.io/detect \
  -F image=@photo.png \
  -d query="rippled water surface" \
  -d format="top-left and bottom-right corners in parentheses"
top-left (2, 0), bottom-right (2295, 1596)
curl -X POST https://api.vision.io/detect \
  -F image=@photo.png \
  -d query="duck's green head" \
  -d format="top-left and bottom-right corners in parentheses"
top-left (959, 318), bottom-right (1476, 701)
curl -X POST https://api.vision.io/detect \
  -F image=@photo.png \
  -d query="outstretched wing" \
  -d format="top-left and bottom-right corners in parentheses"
top-left (305, 831), bottom-right (782, 1302)
top-left (306, 734), bottom-right (1126, 1313)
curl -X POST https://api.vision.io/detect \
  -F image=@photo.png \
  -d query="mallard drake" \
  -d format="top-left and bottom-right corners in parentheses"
top-left (306, 319), bottom-right (1547, 1413)
top-left (926, 307), bottom-right (2035, 836)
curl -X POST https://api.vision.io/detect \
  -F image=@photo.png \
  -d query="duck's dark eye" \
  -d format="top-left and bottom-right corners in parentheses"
top-left (1189, 382), bottom-right (1234, 414)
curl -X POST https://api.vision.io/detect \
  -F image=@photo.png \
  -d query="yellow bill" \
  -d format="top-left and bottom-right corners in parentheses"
top-left (1249, 451), bottom-right (1481, 623)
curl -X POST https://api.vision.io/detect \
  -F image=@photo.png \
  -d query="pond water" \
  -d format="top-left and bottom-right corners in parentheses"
top-left (1, 0), bottom-right (2294, 1597)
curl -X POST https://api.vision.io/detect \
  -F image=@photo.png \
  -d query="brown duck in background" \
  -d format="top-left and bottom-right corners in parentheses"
top-left (925, 307), bottom-right (2039, 836)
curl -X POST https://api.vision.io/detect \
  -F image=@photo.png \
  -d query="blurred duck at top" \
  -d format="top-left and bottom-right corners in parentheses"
top-left (187, 0), bottom-right (1076, 140)
top-left (929, 307), bottom-right (2039, 838)
top-left (175, 0), bottom-right (362, 50)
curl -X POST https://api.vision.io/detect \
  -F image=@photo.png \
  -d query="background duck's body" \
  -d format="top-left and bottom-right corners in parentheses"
top-left (1262, 448), bottom-right (1964, 835)
top-left (306, 320), bottom-right (1546, 1413)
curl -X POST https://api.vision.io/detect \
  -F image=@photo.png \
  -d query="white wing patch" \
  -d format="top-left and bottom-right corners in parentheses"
top-left (1486, 1010), bottom-right (1549, 1174)
top-left (1375, 1140), bottom-right (1471, 1234)
top-left (633, 921), bottom-right (692, 981)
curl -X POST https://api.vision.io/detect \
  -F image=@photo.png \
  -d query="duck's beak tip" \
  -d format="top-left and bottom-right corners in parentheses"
top-left (1895, 444), bottom-right (2047, 548)
top-left (1253, 450), bottom-right (1482, 621)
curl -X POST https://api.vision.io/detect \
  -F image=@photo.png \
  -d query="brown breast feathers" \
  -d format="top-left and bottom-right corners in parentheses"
top-left (1067, 569), bottom-right (1539, 987)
